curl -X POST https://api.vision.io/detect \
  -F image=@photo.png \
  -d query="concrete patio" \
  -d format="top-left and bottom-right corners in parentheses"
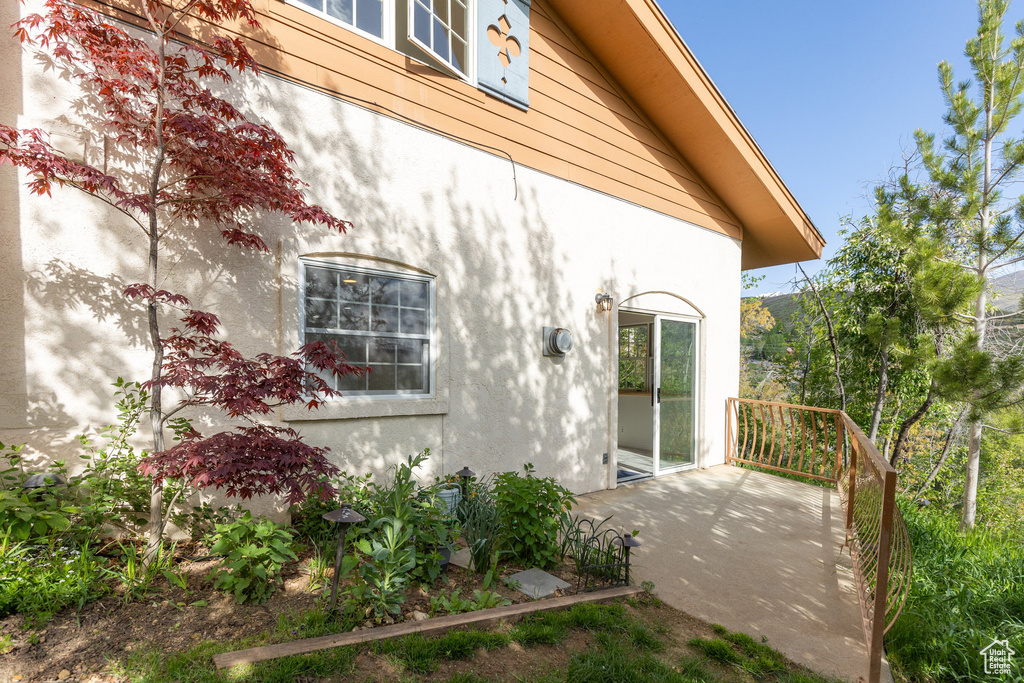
top-left (575, 465), bottom-right (877, 682)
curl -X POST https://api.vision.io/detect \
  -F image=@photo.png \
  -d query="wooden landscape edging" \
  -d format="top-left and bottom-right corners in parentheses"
top-left (212, 585), bottom-right (643, 670)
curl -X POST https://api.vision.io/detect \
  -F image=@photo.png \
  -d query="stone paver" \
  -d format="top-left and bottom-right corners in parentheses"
top-left (450, 546), bottom-right (472, 569)
top-left (509, 568), bottom-right (571, 599)
top-left (575, 465), bottom-right (880, 682)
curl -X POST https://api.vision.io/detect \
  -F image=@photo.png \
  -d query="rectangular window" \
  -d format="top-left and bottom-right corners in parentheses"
top-left (618, 325), bottom-right (650, 392)
top-left (409, 0), bottom-right (469, 77)
top-left (285, 0), bottom-right (473, 82)
top-left (292, 0), bottom-right (386, 39)
top-left (301, 261), bottom-right (434, 396)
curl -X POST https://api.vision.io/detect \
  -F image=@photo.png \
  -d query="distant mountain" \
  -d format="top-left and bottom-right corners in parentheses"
top-left (756, 292), bottom-right (804, 326)
top-left (746, 269), bottom-right (1024, 325)
top-left (990, 270), bottom-right (1024, 313)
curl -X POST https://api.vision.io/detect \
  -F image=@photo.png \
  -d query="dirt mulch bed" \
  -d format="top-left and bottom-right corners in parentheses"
top-left (0, 546), bottom-right (585, 683)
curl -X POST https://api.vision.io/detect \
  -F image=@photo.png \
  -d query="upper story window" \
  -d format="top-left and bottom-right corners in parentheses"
top-left (282, 0), bottom-right (531, 109)
top-left (294, 0), bottom-right (387, 41)
top-left (301, 260), bottom-right (435, 397)
top-left (410, 0), bottom-right (469, 77)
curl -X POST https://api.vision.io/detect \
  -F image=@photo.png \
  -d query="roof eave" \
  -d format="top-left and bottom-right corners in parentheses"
top-left (545, 0), bottom-right (824, 269)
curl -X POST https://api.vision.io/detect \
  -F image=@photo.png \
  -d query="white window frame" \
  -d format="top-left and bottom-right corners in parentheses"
top-left (283, 0), bottom-right (395, 47)
top-left (283, 0), bottom-right (475, 84)
top-left (299, 258), bottom-right (437, 400)
top-left (407, 0), bottom-right (472, 81)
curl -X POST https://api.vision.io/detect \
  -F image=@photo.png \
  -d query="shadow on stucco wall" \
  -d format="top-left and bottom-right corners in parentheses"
top-left (0, 6), bottom-right (298, 472)
top-left (257, 69), bottom-right (614, 491)
top-left (2, 2), bottom-right (624, 504)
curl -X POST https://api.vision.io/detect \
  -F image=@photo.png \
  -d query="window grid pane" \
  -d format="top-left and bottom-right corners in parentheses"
top-left (294, 0), bottom-right (383, 38)
top-left (304, 264), bottom-right (431, 396)
top-left (411, 0), bottom-right (467, 74)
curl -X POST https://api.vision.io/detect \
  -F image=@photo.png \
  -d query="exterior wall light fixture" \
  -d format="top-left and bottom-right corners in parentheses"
top-left (595, 292), bottom-right (613, 312)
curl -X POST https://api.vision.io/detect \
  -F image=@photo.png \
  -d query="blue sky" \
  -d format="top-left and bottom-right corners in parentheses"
top-left (656, 1), bottom-right (982, 295)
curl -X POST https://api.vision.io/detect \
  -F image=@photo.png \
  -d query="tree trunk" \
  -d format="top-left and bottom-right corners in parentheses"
top-left (797, 336), bottom-right (811, 404)
top-left (890, 384), bottom-right (936, 467)
top-left (962, 79), bottom-right (995, 531)
top-left (798, 263), bottom-right (846, 413)
top-left (868, 348), bottom-right (889, 443)
top-left (916, 408), bottom-right (966, 499)
top-left (144, 20), bottom-right (169, 564)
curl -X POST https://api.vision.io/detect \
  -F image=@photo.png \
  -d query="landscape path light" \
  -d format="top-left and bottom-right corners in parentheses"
top-left (455, 466), bottom-right (475, 495)
top-left (619, 533), bottom-right (642, 585)
top-left (323, 503), bottom-right (366, 611)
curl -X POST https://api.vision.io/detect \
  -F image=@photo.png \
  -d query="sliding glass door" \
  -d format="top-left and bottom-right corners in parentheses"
top-left (653, 316), bottom-right (697, 473)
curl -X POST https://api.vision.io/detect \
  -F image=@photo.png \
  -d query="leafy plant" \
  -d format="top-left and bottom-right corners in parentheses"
top-left (0, 535), bottom-right (107, 620)
top-left (457, 479), bottom-right (504, 574)
top-left (171, 501), bottom-right (242, 543)
top-left (429, 587), bottom-right (510, 616)
top-left (209, 513), bottom-right (298, 604)
top-left (363, 451), bottom-right (456, 585)
top-left (493, 464), bottom-right (575, 569)
top-left (69, 378), bottom-right (153, 536)
top-left (350, 516), bottom-right (416, 622)
top-left (109, 541), bottom-right (182, 604)
top-left (0, 446), bottom-right (79, 541)
top-left (290, 488), bottom-right (343, 555)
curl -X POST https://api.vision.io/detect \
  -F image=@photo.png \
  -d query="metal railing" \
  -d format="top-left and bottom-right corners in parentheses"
top-left (726, 398), bottom-right (845, 483)
top-left (726, 398), bottom-right (912, 683)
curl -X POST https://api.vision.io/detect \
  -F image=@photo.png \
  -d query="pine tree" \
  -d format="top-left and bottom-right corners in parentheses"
top-left (915, 0), bottom-right (1024, 530)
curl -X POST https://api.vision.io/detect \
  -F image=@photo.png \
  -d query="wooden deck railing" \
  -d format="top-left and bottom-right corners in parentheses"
top-left (726, 398), bottom-right (912, 683)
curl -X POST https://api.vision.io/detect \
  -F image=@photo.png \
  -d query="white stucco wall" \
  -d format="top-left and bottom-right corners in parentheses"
top-left (0, 3), bottom-right (741, 516)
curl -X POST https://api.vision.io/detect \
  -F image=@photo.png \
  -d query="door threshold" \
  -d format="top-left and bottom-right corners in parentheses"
top-left (616, 470), bottom-right (653, 485)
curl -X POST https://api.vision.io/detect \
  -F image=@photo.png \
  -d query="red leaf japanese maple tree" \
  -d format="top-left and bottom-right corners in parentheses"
top-left (1, 0), bottom-right (362, 557)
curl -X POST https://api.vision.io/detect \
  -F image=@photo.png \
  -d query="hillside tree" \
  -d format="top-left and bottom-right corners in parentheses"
top-left (914, 0), bottom-right (1024, 530)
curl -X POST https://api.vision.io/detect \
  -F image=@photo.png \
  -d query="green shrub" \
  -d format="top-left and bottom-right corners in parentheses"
top-left (1, 380), bottom-right (186, 545)
top-left (0, 447), bottom-right (79, 541)
top-left (209, 512), bottom-right (297, 604)
top-left (886, 502), bottom-right (1024, 681)
top-left (429, 587), bottom-right (510, 615)
top-left (366, 451), bottom-right (457, 585)
top-left (492, 464), bottom-right (575, 569)
top-left (288, 470), bottom-right (375, 552)
top-left (172, 501), bottom-right (241, 543)
top-left (349, 516), bottom-right (416, 622)
top-left (0, 536), bottom-right (107, 620)
top-left (69, 378), bottom-right (152, 536)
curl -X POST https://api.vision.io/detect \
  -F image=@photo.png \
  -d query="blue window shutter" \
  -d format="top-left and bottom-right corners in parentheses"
top-left (477, 0), bottom-right (530, 110)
